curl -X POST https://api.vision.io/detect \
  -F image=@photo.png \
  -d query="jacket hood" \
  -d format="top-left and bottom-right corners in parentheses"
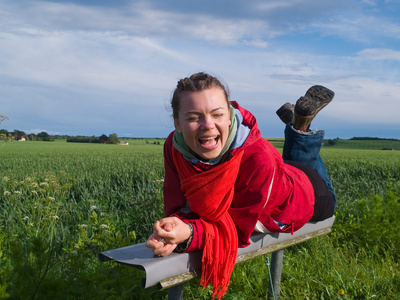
top-left (229, 101), bottom-right (263, 155)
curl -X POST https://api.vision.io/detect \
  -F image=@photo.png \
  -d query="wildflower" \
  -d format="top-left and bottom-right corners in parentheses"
top-left (13, 191), bottom-right (22, 194)
top-left (79, 224), bottom-right (88, 229)
top-left (40, 182), bottom-right (49, 187)
top-left (48, 196), bottom-right (55, 201)
top-left (51, 215), bottom-right (59, 220)
top-left (100, 224), bottom-right (109, 229)
top-left (338, 289), bottom-right (345, 295)
top-left (3, 191), bottom-right (11, 196)
top-left (23, 216), bottom-right (29, 221)
top-left (90, 205), bottom-right (97, 211)
top-left (31, 191), bottom-right (38, 195)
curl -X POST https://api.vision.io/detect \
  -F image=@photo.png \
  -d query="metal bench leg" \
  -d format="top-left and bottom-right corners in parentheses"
top-left (168, 283), bottom-right (184, 300)
top-left (268, 249), bottom-right (284, 299)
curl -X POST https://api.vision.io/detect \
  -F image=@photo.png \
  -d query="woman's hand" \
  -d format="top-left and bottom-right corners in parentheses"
top-left (145, 232), bottom-right (177, 257)
top-left (145, 217), bottom-right (192, 257)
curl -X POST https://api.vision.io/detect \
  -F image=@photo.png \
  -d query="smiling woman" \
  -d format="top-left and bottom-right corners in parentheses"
top-left (145, 72), bottom-right (336, 299)
top-left (174, 87), bottom-right (232, 161)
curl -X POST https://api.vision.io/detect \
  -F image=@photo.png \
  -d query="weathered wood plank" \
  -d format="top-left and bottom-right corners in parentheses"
top-left (157, 226), bottom-right (332, 289)
top-left (99, 216), bottom-right (335, 290)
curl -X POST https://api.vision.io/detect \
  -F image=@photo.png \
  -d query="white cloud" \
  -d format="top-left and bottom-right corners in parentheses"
top-left (357, 48), bottom-right (400, 61)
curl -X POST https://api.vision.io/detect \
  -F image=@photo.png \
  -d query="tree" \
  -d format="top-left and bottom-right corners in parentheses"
top-left (37, 131), bottom-right (53, 142)
top-left (13, 130), bottom-right (27, 140)
top-left (99, 134), bottom-right (108, 144)
top-left (37, 131), bottom-right (49, 139)
top-left (108, 133), bottom-right (120, 144)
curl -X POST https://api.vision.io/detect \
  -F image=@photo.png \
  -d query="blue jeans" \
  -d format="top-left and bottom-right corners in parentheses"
top-left (282, 124), bottom-right (336, 208)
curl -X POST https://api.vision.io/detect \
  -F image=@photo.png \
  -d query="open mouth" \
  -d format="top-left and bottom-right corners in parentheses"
top-left (198, 136), bottom-right (219, 149)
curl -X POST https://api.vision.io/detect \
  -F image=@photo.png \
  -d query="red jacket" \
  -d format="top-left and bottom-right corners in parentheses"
top-left (163, 101), bottom-right (315, 251)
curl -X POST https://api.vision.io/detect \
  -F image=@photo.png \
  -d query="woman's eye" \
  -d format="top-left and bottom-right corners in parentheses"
top-left (213, 114), bottom-right (223, 118)
top-left (187, 116), bottom-right (199, 121)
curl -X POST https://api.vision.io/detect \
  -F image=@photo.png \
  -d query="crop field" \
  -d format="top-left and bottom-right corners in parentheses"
top-left (0, 139), bottom-right (399, 299)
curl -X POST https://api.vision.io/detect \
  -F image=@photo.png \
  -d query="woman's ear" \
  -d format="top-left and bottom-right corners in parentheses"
top-left (174, 118), bottom-right (181, 133)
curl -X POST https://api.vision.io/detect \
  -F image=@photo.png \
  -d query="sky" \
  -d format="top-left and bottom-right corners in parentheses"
top-left (1, 0), bottom-right (400, 139)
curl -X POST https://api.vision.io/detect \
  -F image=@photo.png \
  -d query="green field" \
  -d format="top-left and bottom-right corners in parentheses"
top-left (0, 139), bottom-right (399, 299)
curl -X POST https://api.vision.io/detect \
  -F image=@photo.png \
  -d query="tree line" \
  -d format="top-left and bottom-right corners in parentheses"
top-left (67, 133), bottom-right (120, 144)
top-left (1, 114), bottom-right (122, 144)
top-left (0, 129), bottom-right (53, 141)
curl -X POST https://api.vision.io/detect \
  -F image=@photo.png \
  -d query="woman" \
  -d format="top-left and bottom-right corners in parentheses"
top-left (146, 72), bottom-right (335, 299)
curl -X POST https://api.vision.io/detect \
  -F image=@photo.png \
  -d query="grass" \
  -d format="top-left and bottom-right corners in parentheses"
top-left (0, 139), bottom-right (399, 299)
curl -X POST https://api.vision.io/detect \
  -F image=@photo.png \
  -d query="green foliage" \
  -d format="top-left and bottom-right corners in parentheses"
top-left (275, 186), bottom-right (400, 299)
top-left (0, 142), bottom-right (165, 299)
top-left (0, 140), bottom-right (399, 299)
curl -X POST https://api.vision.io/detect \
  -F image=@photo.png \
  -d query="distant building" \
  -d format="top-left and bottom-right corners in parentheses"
top-left (119, 141), bottom-right (129, 146)
top-left (18, 136), bottom-right (26, 141)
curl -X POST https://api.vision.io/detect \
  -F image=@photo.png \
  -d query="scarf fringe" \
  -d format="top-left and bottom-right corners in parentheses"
top-left (200, 230), bottom-right (237, 299)
top-left (200, 254), bottom-right (237, 299)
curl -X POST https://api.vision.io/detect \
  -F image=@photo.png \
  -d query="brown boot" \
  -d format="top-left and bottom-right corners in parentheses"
top-left (276, 102), bottom-right (294, 124)
top-left (293, 85), bottom-right (335, 131)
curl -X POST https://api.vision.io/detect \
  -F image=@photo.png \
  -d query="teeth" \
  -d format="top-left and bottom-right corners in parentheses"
top-left (200, 137), bottom-right (216, 140)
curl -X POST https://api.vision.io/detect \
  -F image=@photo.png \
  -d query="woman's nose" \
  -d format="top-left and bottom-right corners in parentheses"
top-left (201, 115), bottom-right (215, 129)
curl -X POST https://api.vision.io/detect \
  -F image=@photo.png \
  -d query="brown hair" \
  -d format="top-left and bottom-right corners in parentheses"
top-left (171, 72), bottom-right (229, 119)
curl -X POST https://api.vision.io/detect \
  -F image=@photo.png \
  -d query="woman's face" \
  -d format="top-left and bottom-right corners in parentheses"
top-left (174, 87), bottom-right (231, 161)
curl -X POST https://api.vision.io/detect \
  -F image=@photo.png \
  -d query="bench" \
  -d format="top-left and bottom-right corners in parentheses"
top-left (99, 215), bottom-right (335, 299)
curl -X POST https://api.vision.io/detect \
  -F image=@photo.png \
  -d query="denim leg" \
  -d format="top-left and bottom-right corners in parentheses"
top-left (283, 124), bottom-right (336, 208)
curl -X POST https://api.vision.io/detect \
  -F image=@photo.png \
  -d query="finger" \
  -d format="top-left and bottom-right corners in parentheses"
top-left (159, 217), bottom-right (177, 228)
top-left (145, 234), bottom-right (166, 249)
top-left (153, 221), bottom-right (165, 236)
top-left (163, 223), bottom-right (173, 231)
top-left (156, 243), bottom-right (177, 257)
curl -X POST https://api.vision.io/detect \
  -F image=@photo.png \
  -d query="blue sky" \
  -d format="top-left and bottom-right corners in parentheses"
top-left (1, 0), bottom-right (399, 139)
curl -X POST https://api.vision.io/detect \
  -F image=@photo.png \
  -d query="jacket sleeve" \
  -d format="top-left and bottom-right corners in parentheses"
top-left (229, 140), bottom-right (282, 247)
top-left (163, 133), bottom-right (205, 252)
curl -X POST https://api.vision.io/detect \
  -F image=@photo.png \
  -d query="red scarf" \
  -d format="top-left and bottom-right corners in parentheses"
top-left (172, 147), bottom-right (244, 299)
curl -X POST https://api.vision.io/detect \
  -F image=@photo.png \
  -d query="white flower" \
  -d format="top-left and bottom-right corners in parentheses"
top-left (40, 182), bottom-right (49, 187)
top-left (90, 205), bottom-right (97, 211)
top-left (79, 224), bottom-right (88, 229)
top-left (13, 191), bottom-right (22, 194)
top-left (23, 216), bottom-right (29, 221)
top-left (3, 191), bottom-right (11, 196)
top-left (48, 197), bottom-right (55, 201)
top-left (100, 224), bottom-right (109, 229)
top-left (3, 177), bottom-right (9, 182)
top-left (51, 215), bottom-right (59, 220)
